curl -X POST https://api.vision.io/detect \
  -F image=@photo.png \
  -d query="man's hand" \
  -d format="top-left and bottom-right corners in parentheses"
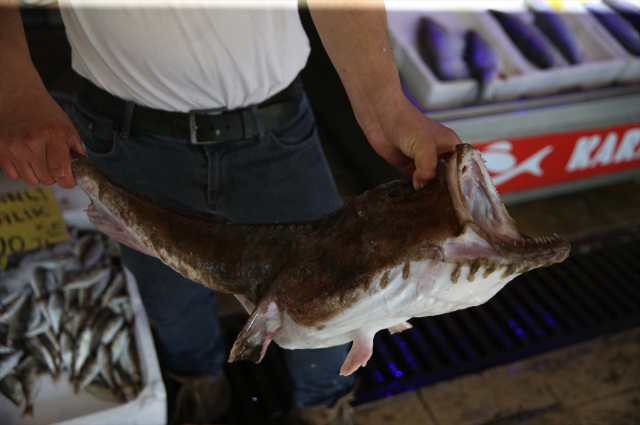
top-left (359, 92), bottom-right (461, 190)
top-left (0, 0), bottom-right (85, 189)
top-left (0, 84), bottom-right (85, 189)
top-left (307, 0), bottom-right (461, 189)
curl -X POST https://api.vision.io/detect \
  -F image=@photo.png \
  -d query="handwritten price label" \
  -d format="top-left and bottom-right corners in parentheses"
top-left (0, 187), bottom-right (69, 268)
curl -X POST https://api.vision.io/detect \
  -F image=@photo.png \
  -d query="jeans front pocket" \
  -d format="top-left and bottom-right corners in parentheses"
top-left (268, 94), bottom-right (318, 149)
top-left (72, 103), bottom-right (119, 156)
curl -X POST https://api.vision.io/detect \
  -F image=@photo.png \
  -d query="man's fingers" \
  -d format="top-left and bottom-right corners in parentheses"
top-left (28, 149), bottom-right (55, 186)
top-left (436, 127), bottom-right (462, 154)
top-left (48, 142), bottom-right (75, 189)
top-left (69, 134), bottom-right (86, 156)
top-left (0, 158), bottom-right (20, 180)
top-left (412, 142), bottom-right (438, 191)
top-left (13, 159), bottom-right (39, 186)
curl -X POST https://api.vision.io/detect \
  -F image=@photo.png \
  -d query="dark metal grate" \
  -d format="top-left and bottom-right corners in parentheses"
top-left (217, 229), bottom-right (640, 423)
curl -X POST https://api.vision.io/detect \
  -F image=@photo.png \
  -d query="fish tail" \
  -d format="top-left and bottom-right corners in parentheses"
top-left (22, 405), bottom-right (34, 417)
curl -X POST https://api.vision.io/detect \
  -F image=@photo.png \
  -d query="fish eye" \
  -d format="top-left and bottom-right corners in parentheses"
top-left (387, 188), bottom-right (402, 198)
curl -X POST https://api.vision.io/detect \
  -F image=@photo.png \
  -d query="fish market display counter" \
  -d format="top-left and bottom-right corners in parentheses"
top-left (386, 1), bottom-right (640, 202)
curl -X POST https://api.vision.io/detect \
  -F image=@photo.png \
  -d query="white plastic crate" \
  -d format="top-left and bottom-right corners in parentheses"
top-left (0, 269), bottom-right (166, 425)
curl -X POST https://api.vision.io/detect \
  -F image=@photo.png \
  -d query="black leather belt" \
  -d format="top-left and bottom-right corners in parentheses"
top-left (75, 77), bottom-right (302, 144)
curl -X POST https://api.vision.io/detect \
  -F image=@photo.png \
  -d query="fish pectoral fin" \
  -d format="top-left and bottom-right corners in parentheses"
top-left (229, 300), bottom-right (281, 364)
top-left (388, 321), bottom-right (413, 335)
top-left (340, 329), bottom-right (374, 376)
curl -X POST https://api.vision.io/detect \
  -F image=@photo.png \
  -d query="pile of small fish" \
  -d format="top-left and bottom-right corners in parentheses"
top-left (0, 230), bottom-right (141, 417)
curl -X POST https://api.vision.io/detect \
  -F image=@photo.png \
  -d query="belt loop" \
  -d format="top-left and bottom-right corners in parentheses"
top-left (249, 105), bottom-right (266, 141)
top-left (120, 101), bottom-right (135, 140)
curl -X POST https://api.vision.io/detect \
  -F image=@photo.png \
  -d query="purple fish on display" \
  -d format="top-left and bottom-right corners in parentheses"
top-left (463, 30), bottom-right (501, 99)
top-left (490, 9), bottom-right (556, 68)
top-left (529, 1), bottom-right (582, 64)
top-left (588, 2), bottom-right (640, 56)
top-left (604, 0), bottom-right (640, 33)
top-left (417, 17), bottom-right (470, 81)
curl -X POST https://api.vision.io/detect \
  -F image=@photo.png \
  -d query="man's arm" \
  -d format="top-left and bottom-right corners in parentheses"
top-left (306, 0), bottom-right (461, 190)
top-left (0, 0), bottom-right (84, 189)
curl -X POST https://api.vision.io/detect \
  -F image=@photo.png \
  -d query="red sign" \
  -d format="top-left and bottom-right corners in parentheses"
top-left (472, 123), bottom-right (640, 194)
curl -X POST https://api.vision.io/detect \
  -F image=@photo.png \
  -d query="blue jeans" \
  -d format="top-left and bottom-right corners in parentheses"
top-left (72, 90), bottom-right (355, 407)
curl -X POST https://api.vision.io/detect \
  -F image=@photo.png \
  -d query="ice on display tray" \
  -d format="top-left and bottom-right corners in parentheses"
top-left (387, 1), bottom-right (632, 110)
top-left (0, 269), bottom-right (166, 425)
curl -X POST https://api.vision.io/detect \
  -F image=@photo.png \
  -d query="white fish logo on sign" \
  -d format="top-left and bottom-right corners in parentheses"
top-left (481, 141), bottom-right (554, 186)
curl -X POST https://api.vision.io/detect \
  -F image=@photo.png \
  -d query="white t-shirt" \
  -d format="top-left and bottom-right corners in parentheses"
top-left (59, 1), bottom-right (311, 111)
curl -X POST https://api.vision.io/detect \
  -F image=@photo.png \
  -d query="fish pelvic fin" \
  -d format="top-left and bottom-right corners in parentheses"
top-left (388, 321), bottom-right (413, 335)
top-left (340, 329), bottom-right (375, 376)
top-left (229, 300), bottom-right (282, 364)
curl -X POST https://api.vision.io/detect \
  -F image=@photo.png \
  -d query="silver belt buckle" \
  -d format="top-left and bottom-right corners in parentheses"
top-left (188, 107), bottom-right (226, 145)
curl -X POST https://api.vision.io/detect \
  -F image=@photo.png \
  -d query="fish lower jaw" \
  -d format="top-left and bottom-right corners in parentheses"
top-left (506, 234), bottom-right (563, 246)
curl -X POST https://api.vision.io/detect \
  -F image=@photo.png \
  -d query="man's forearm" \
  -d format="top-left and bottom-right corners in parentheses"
top-left (306, 1), bottom-right (461, 189)
top-left (306, 0), bottom-right (403, 134)
top-left (0, 0), bottom-right (45, 90)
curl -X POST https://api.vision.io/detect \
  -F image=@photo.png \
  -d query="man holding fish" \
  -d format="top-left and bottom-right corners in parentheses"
top-left (0, 0), bottom-right (460, 423)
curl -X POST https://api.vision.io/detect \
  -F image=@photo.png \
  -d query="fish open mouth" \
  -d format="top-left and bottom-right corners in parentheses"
top-left (448, 144), bottom-right (565, 251)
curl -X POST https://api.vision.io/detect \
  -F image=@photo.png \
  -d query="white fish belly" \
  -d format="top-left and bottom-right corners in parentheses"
top-left (273, 260), bottom-right (515, 350)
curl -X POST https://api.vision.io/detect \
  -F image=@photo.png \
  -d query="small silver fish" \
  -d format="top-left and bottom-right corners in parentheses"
top-left (63, 289), bottom-right (75, 312)
top-left (101, 316), bottom-right (125, 345)
top-left (47, 292), bottom-right (64, 335)
top-left (0, 350), bottom-right (24, 381)
top-left (0, 291), bottom-right (28, 324)
top-left (98, 344), bottom-right (114, 389)
top-left (85, 380), bottom-right (121, 403)
top-left (70, 309), bottom-right (90, 339)
top-left (0, 374), bottom-right (24, 407)
top-left (73, 327), bottom-right (93, 378)
top-left (90, 270), bottom-right (112, 303)
top-left (75, 357), bottom-right (102, 393)
top-left (78, 287), bottom-right (90, 309)
top-left (82, 236), bottom-right (106, 271)
top-left (39, 334), bottom-right (62, 371)
top-left (26, 299), bottom-right (42, 332)
top-left (24, 321), bottom-right (49, 338)
top-left (110, 327), bottom-right (130, 363)
top-left (19, 358), bottom-right (40, 417)
top-left (101, 273), bottom-right (125, 309)
top-left (0, 290), bottom-right (23, 307)
top-left (28, 268), bottom-right (45, 299)
top-left (60, 331), bottom-right (74, 372)
top-left (25, 337), bottom-right (57, 376)
top-left (44, 328), bottom-right (61, 355)
top-left (113, 366), bottom-right (137, 401)
top-left (43, 269), bottom-right (58, 295)
top-left (0, 344), bottom-right (14, 354)
top-left (63, 268), bottom-right (111, 291)
top-left (118, 340), bottom-right (141, 387)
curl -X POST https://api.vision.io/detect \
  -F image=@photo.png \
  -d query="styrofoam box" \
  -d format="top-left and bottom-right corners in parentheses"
top-left (0, 269), bottom-right (166, 425)
top-left (387, 1), bottom-right (629, 109)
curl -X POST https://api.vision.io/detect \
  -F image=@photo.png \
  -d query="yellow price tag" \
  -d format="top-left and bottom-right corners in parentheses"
top-left (0, 187), bottom-right (69, 268)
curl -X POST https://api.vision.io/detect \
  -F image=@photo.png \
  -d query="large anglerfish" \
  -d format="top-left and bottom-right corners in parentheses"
top-left (70, 144), bottom-right (570, 375)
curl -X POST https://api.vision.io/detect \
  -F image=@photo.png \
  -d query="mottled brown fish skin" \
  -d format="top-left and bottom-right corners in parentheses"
top-left (70, 145), bottom-right (570, 331)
